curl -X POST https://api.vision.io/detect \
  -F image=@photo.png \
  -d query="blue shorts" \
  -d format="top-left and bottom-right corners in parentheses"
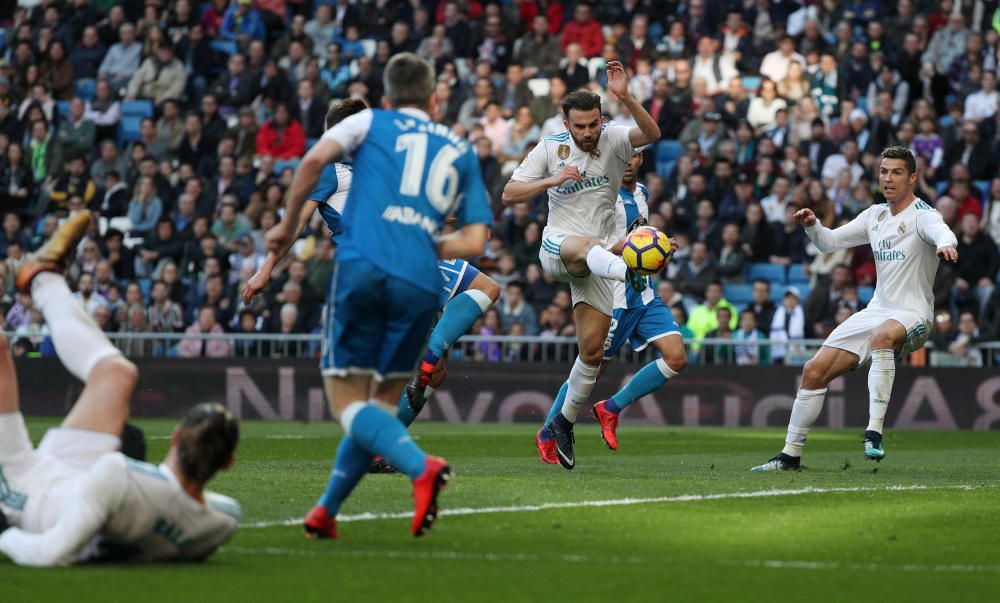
top-left (603, 297), bottom-right (681, 359)
top-left (321, 259), bottom-right (438, 381)
top-left (437, 259), bottom-right (479, 309)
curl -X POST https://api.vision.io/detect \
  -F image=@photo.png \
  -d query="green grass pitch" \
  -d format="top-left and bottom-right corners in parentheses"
top-left (3, 420), bottom-right (1000, 601)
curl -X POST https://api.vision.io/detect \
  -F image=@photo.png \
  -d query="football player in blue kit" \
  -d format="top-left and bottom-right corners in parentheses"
top-left (537, 151), bottom-right (688, 462)
top-left (264, 53), bottom-right (492, 539)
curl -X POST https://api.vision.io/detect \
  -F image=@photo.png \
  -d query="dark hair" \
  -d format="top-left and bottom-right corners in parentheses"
top-left (384, 52), bottom-right (435, 108)
top-left (561, 89), bottom-right (601, 117)
top-left (879, 146), bottom-right (916, 175)
top-left (176, 403), bottom-right (239, 483)
top-left (752, 278), bottom-right (771, 288)
top-left (325, 97), bottom-right (368, 129)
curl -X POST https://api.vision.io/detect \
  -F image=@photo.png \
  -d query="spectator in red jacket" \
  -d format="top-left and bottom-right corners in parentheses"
top-left (255, 103), bottom-right (306, 160)
top-left (560, 3), bottom-right (604, 57)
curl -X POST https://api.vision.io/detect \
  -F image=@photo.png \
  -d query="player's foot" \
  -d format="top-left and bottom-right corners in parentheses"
top-left (412, 456), bottom-right (451, 537)
top-left (626, 268), bottom-right (647, 293)
top-left (369, 456), bottom-right (398, 474)
top-left (591, 400), bottom-right (619, 451)
top-left (303, 505), bottom-right (338, 539)
top-left (549, 413), bottom-right (576, 470)
top-left (750, 453), bottom-right (801, 472)
top-left (404, 376), bottom-right (426, 415)
top-left (536, 427), bottom-right (558, 464)
top-left (863, 430), bottom-right (885, 462)
top-left (15, 210), bottom-right (93, 293)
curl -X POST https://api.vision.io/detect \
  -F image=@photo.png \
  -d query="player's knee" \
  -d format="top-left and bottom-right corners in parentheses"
top-left (871, 328), bottom-right (901, 351)
top-left (478, 277), bottom-right (501, 304)
top-left (665, 350), bottom-right (687, 373)
top-left (579, 345), bottom-right (604, 365)
top-left (801, 359), bottom-right (826, 389)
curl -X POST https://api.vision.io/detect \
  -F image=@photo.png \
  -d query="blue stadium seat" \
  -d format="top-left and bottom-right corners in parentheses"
top-left (57, 101), bottom-right (72, 118)
top-left (973, 180), bottom-right (990, 202)
top-left (741, 76), bottom-right (762, 93)
top-left (654, 140), bottom-right (683, 179)
top-left (273, 160), bottom-right (300, 174)
top-left (747, 263), bottom-right (786, 285)
top-left (211, 39), bottom-right (238, 56)
top-left (858, 286), bottom-right (875, 305)
top-left (787, 263), bottom-right (810, 284)
top-left (121, 99), bottom-right (153, 118)
top-left (138, 278), bottom-right (152, 303)
top-left (118, 115), bottom-right (143, 144)
top-left (74, 78), bottom-right (97, 101)
top-left (724, 284), bottom-right (754, 306)
top-left (935, 181), bottom-right (948, 195)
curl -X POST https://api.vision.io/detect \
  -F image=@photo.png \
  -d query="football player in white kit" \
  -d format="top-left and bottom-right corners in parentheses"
top-left (501, 61), bottom-right (661, 469)
top-left (752, 147), bottom-right (958, 471)
top-left (0, 211), bottom-right (240, 566)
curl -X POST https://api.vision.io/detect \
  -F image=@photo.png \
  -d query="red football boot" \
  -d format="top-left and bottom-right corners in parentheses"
top-left (303, 505), bottom-right (338, 539)
top-left (412, 456), bottom-right (451, 537)
top-left (536, 428), bottom-right (558, 464)
top-left (592, 400), bottom-right (620, 451)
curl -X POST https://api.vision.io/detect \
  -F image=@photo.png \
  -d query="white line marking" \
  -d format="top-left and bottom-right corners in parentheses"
top-left (241, 484), bottom-right (979, 529)
top-left (737, 559), bottom-right (1000, 574)
top-left (264, 435), bottom-right (315, 440)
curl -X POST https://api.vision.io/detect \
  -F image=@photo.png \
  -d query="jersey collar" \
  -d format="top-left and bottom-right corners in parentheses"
top-left (397, 107), bottom-right (431, 122)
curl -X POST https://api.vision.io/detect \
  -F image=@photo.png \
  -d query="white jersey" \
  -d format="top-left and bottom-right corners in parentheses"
top-left (804, 199), bottom-right (958, 320)
top-left (613, 183), bottom-right (655, 309)
top-left (510, 124), bottom-right (635, 245)
top-left (0, 452), bottom-right (239, 566)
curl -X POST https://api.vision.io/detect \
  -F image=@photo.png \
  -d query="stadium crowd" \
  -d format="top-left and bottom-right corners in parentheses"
top-left (0, 0), bottom-right (999, 365)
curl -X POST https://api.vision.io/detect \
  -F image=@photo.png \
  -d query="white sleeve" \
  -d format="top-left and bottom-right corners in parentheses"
top-left (916, 209), bottom-right (958, 249)
top-left (0, 456), bottom-right (126, 567)
top-left (606, 124), bottom-right (634, 164)
top-left (509, 138), bottom-right (551, 183)
top-left (319, 109), bottom-right (373, 157)
top-left (803, 207), bottom-right (872, 252)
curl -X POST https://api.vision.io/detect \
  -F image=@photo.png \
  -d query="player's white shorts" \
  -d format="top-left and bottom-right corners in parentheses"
top-left (822, 306), bottom-right (931, 366)
top-left (540, 231), bottom-right (615, 316)
top-left (0, 413), bottom-right (120, 533)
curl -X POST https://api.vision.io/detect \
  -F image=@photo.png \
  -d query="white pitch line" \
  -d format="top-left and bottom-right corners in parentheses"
top-left (738, 559), bottom-right (1000, 574)
top-left (241, 484), bottom-right (978, 529)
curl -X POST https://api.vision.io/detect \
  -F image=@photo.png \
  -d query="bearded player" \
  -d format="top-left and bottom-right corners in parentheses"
top-left (502, 61), bottom-right (661, 469)
top-left (752, 147), bottom-right (958, 471)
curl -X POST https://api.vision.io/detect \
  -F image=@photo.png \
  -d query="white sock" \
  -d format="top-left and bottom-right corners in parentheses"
top-left (561, 356), bottom-right (600, 423)
top-left (339, 401), bottom-right (367, 435)
top-left (781, 387), bottom-right (828, 458)
top-left (423, 385), bottom-right (436, 401)
top-left (585, 246), bottom-right (627, 282)
top-left (655, 357), bottom-right (679, 378)
top-left (867, 349), bottom-right (895, 434)
top-left (31, 272), bottom-right (121, 382)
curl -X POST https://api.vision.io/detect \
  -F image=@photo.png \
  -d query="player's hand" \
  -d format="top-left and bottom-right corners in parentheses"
top-left (605, 60), bottom-right (630, 99)
top-left (792, 208), bottom-right (817, 227)
top-left (265, 221), bottom-right (292, 254)
top-left (242, 270), bottom-right (270, 305)
top-left (937, 246), bottom-right (958, 263)
top-left (550, 165), bottom-right (583, 186)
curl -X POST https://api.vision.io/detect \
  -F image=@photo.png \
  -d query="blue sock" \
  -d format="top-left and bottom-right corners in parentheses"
top-left (540, 381), bottom-right (569, 439)
top-left (607, 359), bottom-right (671, 413)
top-left (349, 405), bottom-right (427, 480)
top-left (317, 436), bottom-right (372, 516)
top-left (428, 291), bottom-right (488, 359)
top-left (397, 392), bottom-right (418, 427)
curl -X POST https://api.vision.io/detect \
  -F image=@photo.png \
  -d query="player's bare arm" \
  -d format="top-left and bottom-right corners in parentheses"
top-left (605, 61), bottom-right (661, 147)
top-left (437, 223), bottom-right (489, 260)
top-left (501, 165), bottom-right (583, 206)
top-left (267, 138), bottom-right (344, 253)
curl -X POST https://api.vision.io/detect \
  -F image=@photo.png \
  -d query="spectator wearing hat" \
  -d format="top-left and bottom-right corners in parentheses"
top-left (125, 37), bottom-right (187, 108)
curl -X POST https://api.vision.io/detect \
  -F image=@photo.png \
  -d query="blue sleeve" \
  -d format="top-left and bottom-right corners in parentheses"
top-left (308, 164), bottom-right (339, 202)
top-left (220, 8), bottom-right (236, 39)
top-left (454, 150), bottom-right (492, 228)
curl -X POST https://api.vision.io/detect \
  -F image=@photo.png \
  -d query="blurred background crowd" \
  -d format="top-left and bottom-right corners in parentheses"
top-left (0, 0), bottom-right (998, 365)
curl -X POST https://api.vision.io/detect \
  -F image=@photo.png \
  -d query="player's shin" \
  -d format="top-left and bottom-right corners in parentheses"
top-left (562, 357), bottom-right (600, 422)
top-left (31, 272), bottom-right (121, 382)
top-left (605, 358), bottom-right (676, 413)
top-left (420, 290), bottom-right (492, 384)
top-left (317, 436), bottom-right (373, 516)
top-left (867, 349), bottom-right (895, 434)
top-left (342, 401), bottom-right (427, 480)
top-left (585, 246), bottom-right (628, 282)
top-left (541, 381), bottom-right (569, 438)
top-left (781, 388), bottom-right (828, 458)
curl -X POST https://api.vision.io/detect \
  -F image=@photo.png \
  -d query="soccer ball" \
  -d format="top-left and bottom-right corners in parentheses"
top-left (622, 227), bottom-right (672, 276)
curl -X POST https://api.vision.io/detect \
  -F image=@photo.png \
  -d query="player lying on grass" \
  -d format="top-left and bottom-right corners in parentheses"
top-left (537, 151), bottom-right (686, 464)
top-left (0, 211), bottom-right (240, 566)
top-left (242, 99), bottom-right (501, 474)
top-left (752, 147), bottom-right (958, 471)
top-left (265, 53), bottom-right (491, 539)
top-left (502, 61), bottom-right (661, 470)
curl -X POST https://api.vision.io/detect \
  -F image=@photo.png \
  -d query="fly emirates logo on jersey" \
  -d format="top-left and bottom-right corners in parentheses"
top-left (873, 238), bottom-right (906, 262)
top-left (554, 169), bottom-right (610, 195)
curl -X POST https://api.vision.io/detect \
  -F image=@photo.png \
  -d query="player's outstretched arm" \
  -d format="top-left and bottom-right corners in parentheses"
top-left (916, 209), bottom-right (959, 262)
top-left (797, 207), bottom-right (870, 252)
top-left (243, 204), bottom-right (315, 304)
top-left (606, 61), bottom-right (661, 147)
top-left (267, 139), bottom-right (343, 253)
top-left (502, 165), bottom-right (582, 206)
top-left (438, 223), bottom-right (489, 260)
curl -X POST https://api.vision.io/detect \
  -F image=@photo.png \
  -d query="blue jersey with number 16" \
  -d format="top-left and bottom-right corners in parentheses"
top-left (321, 108), bottom-right (492, 295)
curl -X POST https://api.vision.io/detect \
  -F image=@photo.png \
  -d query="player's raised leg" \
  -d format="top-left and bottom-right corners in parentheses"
top-left (593, 333), bottom-right (687, 451)
top-left (559, 235), bottom-right (646, 292)
top-left (864, 320), bottom-right (907, 461)
top-left (751, 346), bottom-right (858, 471)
